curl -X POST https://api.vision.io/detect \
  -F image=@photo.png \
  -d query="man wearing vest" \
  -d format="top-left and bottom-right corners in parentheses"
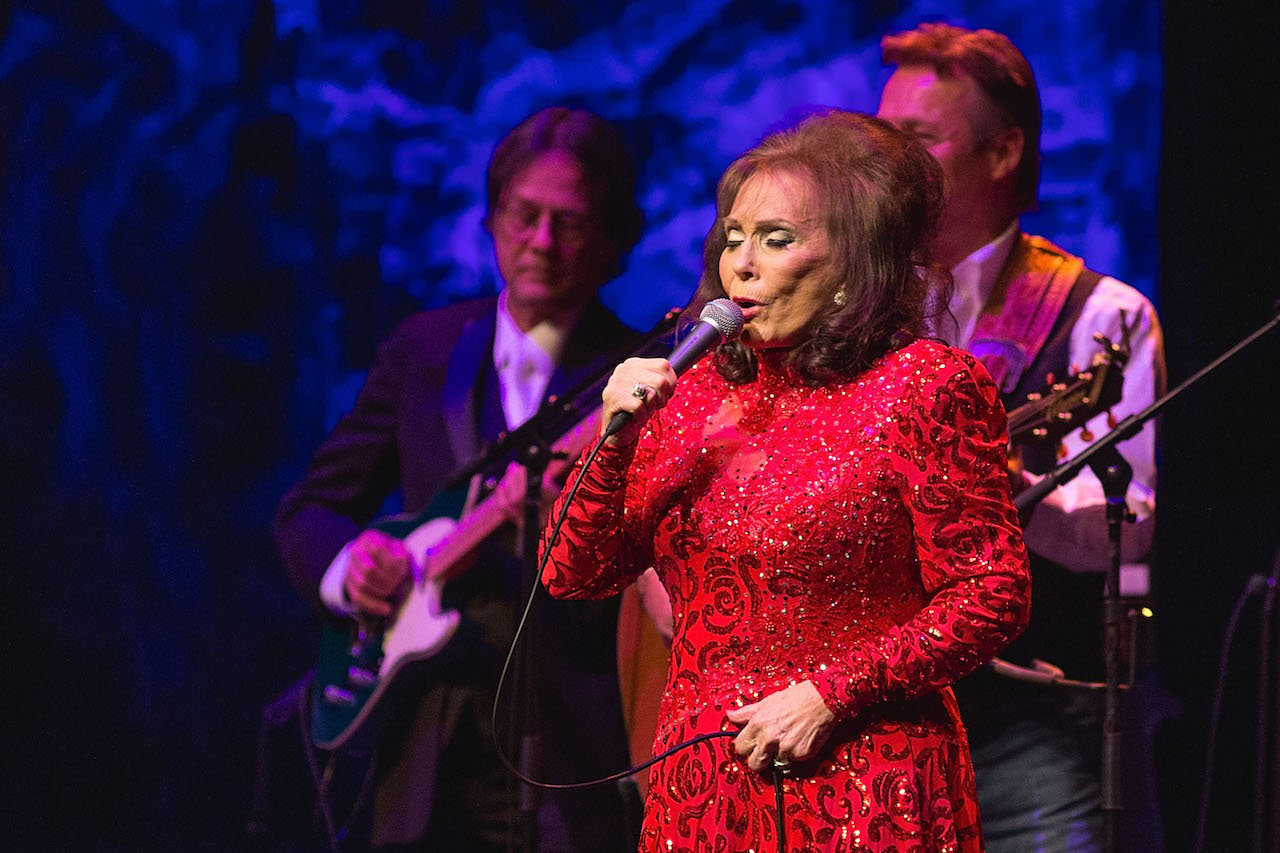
top-left (877, 24), bottom-right (1167, 852)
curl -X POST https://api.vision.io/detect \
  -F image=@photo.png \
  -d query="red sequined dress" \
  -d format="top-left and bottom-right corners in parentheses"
top-left (541, 339), bottom-right (1031, 852)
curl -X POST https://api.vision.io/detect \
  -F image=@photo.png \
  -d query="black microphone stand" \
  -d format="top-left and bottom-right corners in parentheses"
top-left (513, 434), bottom-right (549, 853)
top-left (1014, 301), bottom-right (1280, 853)
top-left (440, 309), bottom-right (679, 853)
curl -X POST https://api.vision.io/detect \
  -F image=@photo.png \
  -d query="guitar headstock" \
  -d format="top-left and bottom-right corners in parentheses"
top-left (1007, 330), bottom-right (1130, 450)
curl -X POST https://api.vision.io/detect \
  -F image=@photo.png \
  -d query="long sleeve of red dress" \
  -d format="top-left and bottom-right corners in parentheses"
top-left (541, 340), bottom-right (1030, 853)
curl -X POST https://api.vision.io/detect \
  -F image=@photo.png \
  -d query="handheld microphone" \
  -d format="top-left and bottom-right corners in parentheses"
top-left (603, 298), bottom-right (745, 438)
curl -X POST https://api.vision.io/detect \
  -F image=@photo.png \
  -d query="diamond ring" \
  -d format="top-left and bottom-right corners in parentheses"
top-left (631, 383), bottom-right (650, 400)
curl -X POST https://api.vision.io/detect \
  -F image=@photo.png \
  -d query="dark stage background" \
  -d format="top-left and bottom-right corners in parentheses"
top-left (2, 1), bottom-right (1276, 850)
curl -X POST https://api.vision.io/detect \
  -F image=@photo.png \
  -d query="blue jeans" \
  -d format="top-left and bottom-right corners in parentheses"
top-left (967, 691), bottom-right (1103, 853)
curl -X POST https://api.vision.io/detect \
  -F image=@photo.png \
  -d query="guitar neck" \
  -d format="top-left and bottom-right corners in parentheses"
top-left (415, 405), bottom-right (605, 585)
top-left (1006, 403), bottom-right (1047, 443)
top-left (425, 495), bottom-right (510, 583)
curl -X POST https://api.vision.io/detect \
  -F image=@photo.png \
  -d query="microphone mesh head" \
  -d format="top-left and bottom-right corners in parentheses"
top-left (700, 298), bottom-right (745, 341)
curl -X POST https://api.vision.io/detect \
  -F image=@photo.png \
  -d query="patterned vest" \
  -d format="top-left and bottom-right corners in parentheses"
top-left (969, 233), bottom-right (1099, 402)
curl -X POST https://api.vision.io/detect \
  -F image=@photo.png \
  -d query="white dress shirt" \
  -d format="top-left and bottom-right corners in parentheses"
top-left (491, 289), bottom-right (578, 429)
top-left (948, 221), bottom-right (1167, 574)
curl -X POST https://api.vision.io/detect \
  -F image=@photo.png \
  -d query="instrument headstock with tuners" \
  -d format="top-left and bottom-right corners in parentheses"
top-left (1006, 330), bottom-right (1130, 454)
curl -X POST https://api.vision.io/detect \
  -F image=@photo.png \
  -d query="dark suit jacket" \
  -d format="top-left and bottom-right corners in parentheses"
top-left (273, 294), bottom-right (644, 850)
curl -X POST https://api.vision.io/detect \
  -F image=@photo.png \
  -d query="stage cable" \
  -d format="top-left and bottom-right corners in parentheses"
top-left (1193, 571), bottom-right (1270, 853)
top-left (296, 670), bottom-right (377, 853)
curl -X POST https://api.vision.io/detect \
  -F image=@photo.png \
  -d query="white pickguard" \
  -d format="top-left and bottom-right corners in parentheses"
top-left (378, 516), bottom-right (463, 679)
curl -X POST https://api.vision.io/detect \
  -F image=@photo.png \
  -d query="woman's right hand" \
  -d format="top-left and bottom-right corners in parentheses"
top-left (600, 357), bottom-right (678, 447)
top-left (343, 528), bottom-right (412, 617)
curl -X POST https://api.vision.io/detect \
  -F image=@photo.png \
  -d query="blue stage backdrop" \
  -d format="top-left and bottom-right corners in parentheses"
top-left (7, 0), bottom-right (1236, 849)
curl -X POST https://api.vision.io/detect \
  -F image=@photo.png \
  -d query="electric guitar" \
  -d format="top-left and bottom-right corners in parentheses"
top-left (309, 408), bottom-right (603, 750)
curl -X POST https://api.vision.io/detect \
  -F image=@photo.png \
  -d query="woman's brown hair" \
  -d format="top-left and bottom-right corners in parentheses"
top-left (688, 109), bottom-right (947, 384)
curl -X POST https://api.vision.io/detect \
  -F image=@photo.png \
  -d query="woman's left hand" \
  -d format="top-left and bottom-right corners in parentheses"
top-left (726, 680), bottom-right (836, 774)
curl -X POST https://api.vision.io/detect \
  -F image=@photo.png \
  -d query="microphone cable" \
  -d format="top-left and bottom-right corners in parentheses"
top-left (1192, 571), bottom-right (1271, 853)
top-left (491, 428), bottom-right (790, 851)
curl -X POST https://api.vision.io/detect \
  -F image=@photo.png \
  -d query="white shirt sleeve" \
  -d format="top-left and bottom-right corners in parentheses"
top-left (318, 540), bottom-right (359, 617)
top-left (1020, 276), bottom-right (1167, 572)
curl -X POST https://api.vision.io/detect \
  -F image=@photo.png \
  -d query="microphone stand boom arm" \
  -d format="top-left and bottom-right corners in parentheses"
top-left (1012, 301), bottom-right (1280, 853)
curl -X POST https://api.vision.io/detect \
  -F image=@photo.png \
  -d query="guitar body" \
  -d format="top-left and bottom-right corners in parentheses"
top-left (307, 407), bottom-right (607, 750)
top-left (616, 581), bottom-right (671, 800)
top-left (310, 517), bottom-right (464, 750)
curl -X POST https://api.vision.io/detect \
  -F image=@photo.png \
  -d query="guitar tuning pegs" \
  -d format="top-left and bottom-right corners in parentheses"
top-left (1044, 372), bottom-right (1056, 386)
top-left (1080, 428), bottom-right (1095, 442)
top-left (346, 666), bottom-right (378, 688)
top-left (1070, 363), bottom-right (1081, 376)
top-left (1057, 442), bottom-right (1068, 460)
top-left (1107, 411), bottom-right (1118, 429)
top-left (1026, 391), bottom-right (1042, 402)
top-left (323, 685), bottom-right (357, 707)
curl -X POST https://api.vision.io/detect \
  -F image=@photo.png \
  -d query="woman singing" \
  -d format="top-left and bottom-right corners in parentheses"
top-left (539, 109), bottom-right (1031, 853)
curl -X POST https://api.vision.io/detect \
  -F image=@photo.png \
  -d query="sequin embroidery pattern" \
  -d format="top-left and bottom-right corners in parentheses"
top-left (542, 339), bottom-right (1031, 852)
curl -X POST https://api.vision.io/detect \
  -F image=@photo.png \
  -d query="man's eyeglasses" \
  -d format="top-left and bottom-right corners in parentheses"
top-left (494, 201), bottom-right (592, 244)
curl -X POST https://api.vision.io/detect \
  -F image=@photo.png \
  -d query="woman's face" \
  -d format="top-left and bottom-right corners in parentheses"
top-left (718, 170), bottom-right (834, 349)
